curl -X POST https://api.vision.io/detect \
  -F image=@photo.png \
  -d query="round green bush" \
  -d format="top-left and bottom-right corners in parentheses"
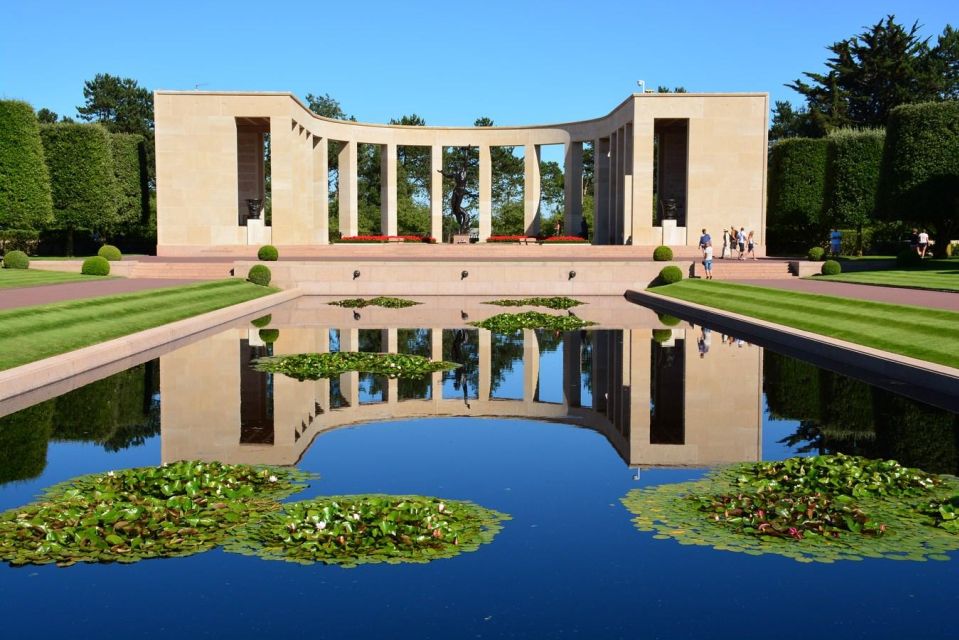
top-left (657, 313), bottom-right (681, 327)
top-left (248, 264), bottom-right (272, 286)
top-left (896, 248), bottom-right (922, 267)
top-left (807, 246), bottom-right (825, 261)
top-left (652, 329), bottom-right (673, 343)
top-left (258, 329), bottom-right (280, 343)
top-left (257, 245), bottom-right (279, 261)
top-left (97, 244), bottom-right (122, 261)
top-left (2, 250), bottom-right (29, 269)
top-left (658, 266), bottom-right (683, 285)
top-left (821, 260), bottom-right (841, 276)
top-left (653, 245), bottom-right (674, 261)
top-left (81, 256), bottom-right (110, 276)
top-left (250, 314), bottom-right (272, 328)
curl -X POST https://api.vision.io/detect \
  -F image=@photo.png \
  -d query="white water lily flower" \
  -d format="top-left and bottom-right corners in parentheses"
top-left (438, 502), bottom-right (445, 513)
top-left (315, 521), bottom-right (327, 530)
top-left (107, 471), bottom-right (115, 477)
top-left (268, 475), bottom-right (278, 483)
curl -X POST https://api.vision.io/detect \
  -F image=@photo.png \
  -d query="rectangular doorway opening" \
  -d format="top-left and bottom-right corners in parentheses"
top-left (653, 119), bottom-right (688, 227)
top-left (235, 117), bottom-right (271, 227)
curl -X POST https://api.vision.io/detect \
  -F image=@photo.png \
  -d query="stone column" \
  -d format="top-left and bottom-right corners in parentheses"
top-left (524, 144), bottom-right (541, 236)
top-left (478, 145), bottom-right (492, 242)
top-left (313, 136), bottom-right (329, 244)
top-left (338, 140), bottom-right (358, 237)
top-left (523, 329), bottom-right (540, 403)
top-left (611, 129), bottom-right (622, 244)
top-left (385, 328), bottom-right (398, 403)
top-left (564, 141), bottom-right (583, 237)
top-left (430, 145), bottom-right (444, 241)
top-left (595, 138), bottom-right (610, 245)
top-left (269, 117), bottom-right (294, 243)
top-left (618, 125), bottom-right (628, 245)
top-left (380, 143), bottom-right (397, 236)
top-left (430, 328), bottom-right (443, 404)
top-left (301, 130), bottom-right (315, 245)
top-left (622, 124), bottom-right (634, 245)
top-left (479, 329), bottom-right (491, 400)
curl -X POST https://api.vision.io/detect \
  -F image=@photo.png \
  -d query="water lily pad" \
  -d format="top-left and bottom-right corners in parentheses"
top-left (482, 297), bottom-right (584, 310)
top-left (328, 297), bottom-right (420, 308)
top-left (225, 495), bottom-right (510, 567)
top-left (470, 311), bottom-right (594, 332)
top-left (252, 352), bottom-right (459, 381)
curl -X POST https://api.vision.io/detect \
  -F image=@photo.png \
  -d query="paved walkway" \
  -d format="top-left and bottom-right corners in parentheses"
top-left (0, 279), bottom-right (201, 311)
top-left (736, 278), bottom-right (959, 312)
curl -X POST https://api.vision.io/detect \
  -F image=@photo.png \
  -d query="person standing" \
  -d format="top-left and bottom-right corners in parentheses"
top-left (918, 229), bottom-right (930, 258)
top-left (830, 228), bottom-right (842, 256)
top-left (703, 243), bottom-right (714, 279)
top-left (738, 227), bottom-right (746, 260)
top-left (910, 228), bottom-right (920, 255)
top-left (747, 230), bottom-right (757, 259)
top-left (699, 228), bottom-right (712, 251)
top-left (721, 228), bottom-right (730, 259)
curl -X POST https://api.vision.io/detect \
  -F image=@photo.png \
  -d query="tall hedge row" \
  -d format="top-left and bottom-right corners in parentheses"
top-left (824, 128), bottom-right (885, 230)
top-left (40, 123), bottom-right (118, 253)
top-left (766, 138), bottom-right (828, 252)
top-left (110, 133), bottom-right (149, 235)
top-left (0, 100), bottom-right (53, 231)
top-left (879, 101), bottom-right (959, 244)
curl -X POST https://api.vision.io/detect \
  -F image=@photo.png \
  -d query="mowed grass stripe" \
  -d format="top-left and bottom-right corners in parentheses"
top-left (0, 279), bottom-right (276, 371)
top-left (0, 280), bottom-right (244, 337)
top-left (0, 269), bottom-right (105, 289)
top-left (817, 269), bottom-right (959, 292)
top-left (650, 280), bottom-right (959, 369)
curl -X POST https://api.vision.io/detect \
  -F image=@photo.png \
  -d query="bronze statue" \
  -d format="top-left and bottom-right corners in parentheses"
top-left (438, 148), bottom-right (476, 235)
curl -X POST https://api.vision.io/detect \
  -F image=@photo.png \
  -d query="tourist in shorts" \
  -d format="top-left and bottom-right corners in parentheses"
top-left (747, 230), bottom-right (756, 259)
top-left (703, 244), bottom-right (714, 279)
top-left (737, 227), bottom-right (746, 259)
top-left (918, 229), bottom-right (930, 258)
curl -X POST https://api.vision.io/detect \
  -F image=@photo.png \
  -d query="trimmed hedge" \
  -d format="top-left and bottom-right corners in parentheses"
top-left (808, 246), bottom-right (825, 261)
top-left (825, 128), bottom-right (884, 232)
top-left (653, 245), bottom-right (673, 261)
top-left (0, 101), bottom-right (53, 231)
top-left (821, 259), bottom-right (841, 275)
top-left (81, 255), bottom-right (110, 276)
top-left (0, 229), bottom-right (40, 254)
top-left (2, 250), bottom-right (29, 269)
top-left (657, 313), bottom-right (681, 327)
top-left (97, 244), bottom-right (122, 261)
top-left (40, 123), bottom-right (118, 253)
top-left (0, 401), bottom-right (53, 483)
top-left (767, 138), bottom-right (829, 247)
top-left (109, 133), bottom-right (149, 235)
top-left (257, 245), bottom-right (279, 261)
top-left (248, 264), bottom-right (272, 286)
top-left (652, 329), bottom-right (673, 343)
top-left (658, 265), bottom-right (683, 285)
top-left (879, 101), bottom-right (959, 249)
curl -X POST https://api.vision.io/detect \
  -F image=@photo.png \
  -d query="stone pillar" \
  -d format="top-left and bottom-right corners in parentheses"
top-left (340, 328), bottom-right (359, 407)
top-left (430, 328), bottom-right (443, 404)
top-left (524, 144), bottom-right (541, 236)
top-left (301, 129), bottom-right (315, 245)
top-left (478, 145), bottom-right (492, 242)
top-left (618, 126), bottom-right (628, 244)
top-left (385, 328), bottom-right (398, 403)
top-left (269, 117), bottom-right (294, 242)
top-left (564, 141), bottom-right (583, 237)
top-left (380, 143), bottom-right (397, 236)
top-left (523, 329), bottom-right (540, 403)
top-left (338, 140), bottom-right (358, 237)
top-left (562, 331), bottom-right (582, 408)
top-left (622, 123), bottom-right (633, 245)
top-left (479, 329), bottom-right (491, 401)
top-left (595, 138), bottom-right (610, 245)
top-left (430, 145), bottom-right (444, 241)
top-left (313, 136), bottom-right (329, 244)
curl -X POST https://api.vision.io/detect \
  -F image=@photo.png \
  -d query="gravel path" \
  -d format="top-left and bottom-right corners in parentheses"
top-left (735, 278), bottom-right (959, 312)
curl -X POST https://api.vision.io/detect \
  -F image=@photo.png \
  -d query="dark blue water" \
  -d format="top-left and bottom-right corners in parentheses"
top-left (0, 324), bottom-right (956, 639)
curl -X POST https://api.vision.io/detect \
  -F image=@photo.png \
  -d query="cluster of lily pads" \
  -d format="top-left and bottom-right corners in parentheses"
top-left (0, 462), bottom-right (509, 568)
top-left (482, 297), bottom-right (584, 310)
top-left (252, 352), bottom-right (459, 381)
top-left (225, 495), bottom-right (509, 566)
top-left (470, 311), bottom-right (595, 332)
top-left (328, 297), bottom-right (420, 309)
top-left (622, 454), bottom-right (959, 563)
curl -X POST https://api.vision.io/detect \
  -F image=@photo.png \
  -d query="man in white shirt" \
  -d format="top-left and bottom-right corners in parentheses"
top-left (703, 244), bottom-right (714, 279)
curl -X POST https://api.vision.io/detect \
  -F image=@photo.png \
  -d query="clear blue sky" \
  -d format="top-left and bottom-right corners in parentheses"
top-left (2, 0), bottom-right (954, 127)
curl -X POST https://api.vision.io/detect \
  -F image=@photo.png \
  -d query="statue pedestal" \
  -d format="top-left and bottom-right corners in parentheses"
top-left (247, 218), bottom-right (267, 245)
top-left (452, 234), bottom-right (470, 244)
top-left (661, 219), bottom-right (685, 246)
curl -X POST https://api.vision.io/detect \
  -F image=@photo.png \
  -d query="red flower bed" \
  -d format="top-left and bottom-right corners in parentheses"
top-left (486, 235), bottom-right (528, 243)
top-left (338, 235), bottom-right (435, 243)
top-left (543, 236), bottom-right (589, 243)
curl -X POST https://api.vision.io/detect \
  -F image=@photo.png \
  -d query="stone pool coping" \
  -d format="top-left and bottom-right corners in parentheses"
top-left (626, 288), bottom-right (959, 412)
top-left (0, 288), bottom-right (301, 405)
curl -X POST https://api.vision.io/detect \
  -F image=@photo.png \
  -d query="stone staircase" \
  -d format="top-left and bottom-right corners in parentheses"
top-left (692, 259), bottom-right (795, 280)
top-left (127, 261), bottom-right (234, 280)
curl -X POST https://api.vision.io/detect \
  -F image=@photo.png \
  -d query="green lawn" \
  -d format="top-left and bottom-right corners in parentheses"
top-left (0, 279), bottom-right (277, 370)
top-left (0, 268), bottom-right (108, 289)
top-left (813, 261), bottom-right (959, 292)
top-left (649, 279), bottom-right (959, 369)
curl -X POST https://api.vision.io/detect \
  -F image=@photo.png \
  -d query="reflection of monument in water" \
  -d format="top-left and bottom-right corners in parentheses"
top-left (160, 325), bottom-right (762, 468)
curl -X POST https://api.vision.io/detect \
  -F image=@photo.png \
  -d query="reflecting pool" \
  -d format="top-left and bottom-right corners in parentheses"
top-left (0, 297), bottom-right (956, 638)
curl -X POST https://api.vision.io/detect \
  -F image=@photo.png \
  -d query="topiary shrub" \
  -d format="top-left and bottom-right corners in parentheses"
top-left (652, 329), bottom-right (673, 343)
top-left (109, 132), bottom-right (149, 237)
top-left (248, 264), bottom-right (271, 286)
top-left (258, 329), bottom-right (280, 344)
top-left (653, 245), bottom-right (673, 261)
top-left (657, 265), bottom-right (683, 285)
top-left (821, 260), bottom-right (841, 276)
top-left (81, 255), bottom-right (110, 276)
top-left (657, 313), bottom-right (681, 327)
top-left (896, 248), bottom-right (922, 268)
top-left (807, 246), bottom-right (825, 261)
top-left (257, 245), bottom-right (279, 261)
top-left (250, 314), bottom-right (272, 328)
top-left (2, 250), bottom-right (29, 269)
top-left (97, 244), bottom-right (122, 261)
top-left (0, 101), bottom-right (53, 233)
top-left (768, 138), bottom-right (829, 232)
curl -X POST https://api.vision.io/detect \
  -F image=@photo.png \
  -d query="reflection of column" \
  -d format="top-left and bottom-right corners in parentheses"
top-left (430, 145), bottom-right (443, 240)
top-left (595, 138), bottom-right (610, 245)
top-left (592, 330), bottom-right (608, 413)
top-left (315, 327), bottom-right (330, 414)
top-left (564, 141), bottom-right (583, 236)
top-left (523, 329), bottom-right (540, 402)
top-left (630, 330), bottom-right (651, 461)
top-left (478, 145), bottom-right (492, 241)
top-left (430, 328), bottom-right (443, 404)
top-left (340, 328), bottom-right (359, 407)
top-left (313, 136), bottom-right (329, 244)
top-left (562, 332), bottom-right (582, 408)
top-left (380, 143), bottom-right (397, 236)
top-left (386, 328), bottom-right (398, 403)
top-left (338, 140), bottom-right (358, 237)
top-left (479, 330), bottom-right (491, 400)
top-left (524, 144), bottom-right (541, 236)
